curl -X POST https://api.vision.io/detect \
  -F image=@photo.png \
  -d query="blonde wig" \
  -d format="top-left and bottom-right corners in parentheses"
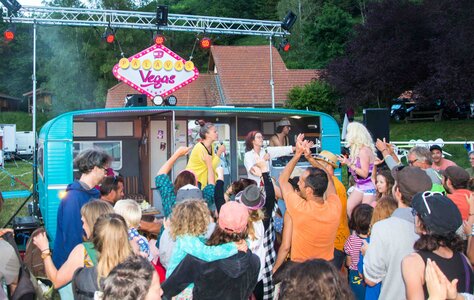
top-left (170, 199), bottom-right (210, 239)
top-left (93, 213), bottom-right (132, 280)
top-left (80, 200), bottom-right (114, 241)
top-left (114, 199), bottom-right (142, 228)
top-left (345, 122), bottom-right (376, 159)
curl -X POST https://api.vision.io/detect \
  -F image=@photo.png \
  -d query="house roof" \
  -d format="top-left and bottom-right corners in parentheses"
top-left (209, 45), bottom-right (321, 106)
top-left (105, 45), bottom-right (321, 108)
top-left (22, 88), bottom-right (52, 97)
top-left (0, 93), bottom-right (21, 101)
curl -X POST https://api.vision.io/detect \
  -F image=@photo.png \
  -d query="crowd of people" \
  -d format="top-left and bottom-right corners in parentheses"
top-left (1, 119), bottom-right (474, 300)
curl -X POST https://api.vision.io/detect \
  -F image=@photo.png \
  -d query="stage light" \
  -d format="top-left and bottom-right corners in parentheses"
top-left (153, 33), bottom-right (165, 45)
top-left (279, 39), bottom-right (291, 52)
top-left (199, 37), bottom-right (212, 49)
top-left (166, 95), bottom-right (177, 106)
top-left (103, 27), bottom-right (115, 44)
top-left (152, 95), bottom-right (164, 106)
top-left (281, 11), bottom-right (297, 31)
top-left (3, 27), bottom-right (15, 42)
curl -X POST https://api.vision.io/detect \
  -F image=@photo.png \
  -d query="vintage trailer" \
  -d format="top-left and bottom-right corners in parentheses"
top-left (37, 106), bottom-right (341, 244)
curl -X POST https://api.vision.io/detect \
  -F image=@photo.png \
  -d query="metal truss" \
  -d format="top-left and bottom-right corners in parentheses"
top-left (2, 5), bottom-right (288, 37)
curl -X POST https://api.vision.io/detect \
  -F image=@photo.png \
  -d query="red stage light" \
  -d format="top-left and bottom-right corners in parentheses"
top-left (154, 34), bottom-right (165, 45)
top-left (105, 33), bottom-right (115, 44)
top-left (4, 29), bottom-right (15, 42)
top-left (279, 39), bottom-right (291, 52)
top-left (200, 37), bottom-right (212, 49)
top-left (283, 42), bottom-right (290, 52)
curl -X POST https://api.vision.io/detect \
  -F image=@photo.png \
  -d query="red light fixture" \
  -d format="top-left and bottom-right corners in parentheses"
top-left (103, 26), bottom-right (115, 44)
top-left (4, 26), bottom-right (15, 42)
top-left (153, 33), bottom-right (165, 45)
top-left (279, 39), bottom-right (291, 52)
top-left (199, 37), bottom-right (212, 49)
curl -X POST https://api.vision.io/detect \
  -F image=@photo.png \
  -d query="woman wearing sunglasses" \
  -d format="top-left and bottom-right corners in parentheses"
top-left (401, 191), bottom-right (474, 299)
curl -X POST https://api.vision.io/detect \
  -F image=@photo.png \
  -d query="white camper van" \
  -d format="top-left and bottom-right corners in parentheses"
top-left (16, 131), bottom-right (35, 157)
top-left (0, 124), bottom-right (16, 160)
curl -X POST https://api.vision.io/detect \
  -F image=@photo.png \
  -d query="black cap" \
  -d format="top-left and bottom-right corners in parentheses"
top-left (412, 191), bottom-right (462, 235)
top-left (429, 145), bottom-right (443, 152)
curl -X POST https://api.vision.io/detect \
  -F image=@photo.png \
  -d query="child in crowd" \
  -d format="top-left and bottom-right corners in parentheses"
top-left (114, 199), bottom-right (153, 261)
top-left (374, 169), bottom-right (394, 201)
top-left (358, 196), bottom-right (397, 300)
top-left (344, 204), bottom-right (373, 300)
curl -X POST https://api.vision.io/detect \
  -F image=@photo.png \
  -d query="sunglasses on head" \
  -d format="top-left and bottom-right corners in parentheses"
top-left (411, 191), bottom-right (443, 217)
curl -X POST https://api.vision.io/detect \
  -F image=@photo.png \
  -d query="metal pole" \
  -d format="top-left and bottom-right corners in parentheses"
top-left (171, 110), bottom-right (176, 179)
top-left (32, 22), bottom-right (38, 203)
top-left (269, 36), bottom-right (275, 109)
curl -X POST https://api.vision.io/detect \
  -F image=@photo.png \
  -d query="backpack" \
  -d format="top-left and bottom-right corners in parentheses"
top-left (72, 266), bottom-right (100, 300)
top-left (3, 232), bottom-right (37, 300)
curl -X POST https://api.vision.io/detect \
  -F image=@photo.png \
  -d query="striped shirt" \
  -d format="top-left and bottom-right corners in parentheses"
top-left (344, 234), bottom-right (364, 270)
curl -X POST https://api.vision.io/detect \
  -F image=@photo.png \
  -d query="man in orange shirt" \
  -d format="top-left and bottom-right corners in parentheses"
top-left (443, 166), bottom-right (472, 220)
top-left (278, 140), bottom-right (341, 262)
top-left (311, 150), bottom-right (349, 269)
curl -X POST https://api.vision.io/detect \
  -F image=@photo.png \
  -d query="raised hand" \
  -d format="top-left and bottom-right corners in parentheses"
top-left (255, 158), bottom-right (268, 173)
top-left (176, 146), bottom-right (191, 157)
top-left (296, 133), bottom-right (305, 143)
top-left (337, 154), bottom-right (351, 166)
top-left (33, 231), bottom-right (50, 252)
top-left (216, 166), bottom-right (224, 181)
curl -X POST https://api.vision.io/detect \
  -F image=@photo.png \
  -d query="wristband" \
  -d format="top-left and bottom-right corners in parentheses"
top-left (41, 248), bottom-right (50, 253)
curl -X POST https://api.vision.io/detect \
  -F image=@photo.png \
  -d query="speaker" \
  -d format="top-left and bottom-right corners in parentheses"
top-left (363, 108), bottom-right (390, 142)
top-left (156, 5), bottom-right (169, 26)
top-left (282, 11), bottom-right (297, 31)
top-left (124, 94), bottom-right (147, 107)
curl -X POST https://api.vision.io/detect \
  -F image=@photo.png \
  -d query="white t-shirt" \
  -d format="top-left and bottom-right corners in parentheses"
top-left (248, 220), bottom-right (265, 281)
top-left (244, 146), bottom-right (293, 185)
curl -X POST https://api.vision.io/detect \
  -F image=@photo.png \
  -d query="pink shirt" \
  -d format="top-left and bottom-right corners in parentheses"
top-left (432, 158), bottom-right (456, 171)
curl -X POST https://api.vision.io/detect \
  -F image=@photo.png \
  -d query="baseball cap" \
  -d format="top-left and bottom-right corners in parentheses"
top-left (429, 145), bottom-right (443, 152)
top-left (391, 166), bottom-right (432, 200)
top-left (235, 185), bottom-right (265, 210)
top-left (176, 184), bottom-right (203, 203)
top-left (218, 201), bottom-right (249, 233)
top-left (442, 166), bottom-right (470, 188)
top-left (412, 191), bottom-right (462, 235)
top-left (277, 118), bottom-right (291, 127)
top-left (315, 150), bottom-right (339, 169)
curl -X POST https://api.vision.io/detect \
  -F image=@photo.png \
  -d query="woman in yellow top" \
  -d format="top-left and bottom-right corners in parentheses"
top-left (186, 121), bottom-right (225, 188)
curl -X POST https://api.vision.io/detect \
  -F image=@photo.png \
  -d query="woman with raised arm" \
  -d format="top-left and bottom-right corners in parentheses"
top-left (186, 121), bottom-right (225, 188)
top-left (338, 122), bottom-right (377, 217)
top-left (33, 201), bottom-right (113, 297)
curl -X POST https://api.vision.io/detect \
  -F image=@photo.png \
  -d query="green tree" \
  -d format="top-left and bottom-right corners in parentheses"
top-left (303, 3), bottom-right (354, 68)
top-left (285, 80), bottom-right (339, 114)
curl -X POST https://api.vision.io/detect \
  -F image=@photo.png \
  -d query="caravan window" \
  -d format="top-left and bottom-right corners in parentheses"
top-left (73, 141), bottom-right (122, 170)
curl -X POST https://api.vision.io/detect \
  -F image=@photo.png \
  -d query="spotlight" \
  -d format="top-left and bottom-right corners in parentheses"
top-left (281, 11), bottom-right (297, 31)
top-left (199, 37), bottom-right (212, 50)
top-left (166, 95), bottom-right (177, 106)
top-left (279, 39), bottom-right (291, 52)
top-left (152, 95), bottom-right (164, 106)
top-left (3, 26), bottom-right (15, 42)
top-left (103, 27), bottom-right (115, 44)
top-left (153, 33), bottom-right (166, 45)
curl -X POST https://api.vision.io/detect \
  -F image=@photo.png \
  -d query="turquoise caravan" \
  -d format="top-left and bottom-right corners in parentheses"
top-left (38, 106), bottom-right (341, 244)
